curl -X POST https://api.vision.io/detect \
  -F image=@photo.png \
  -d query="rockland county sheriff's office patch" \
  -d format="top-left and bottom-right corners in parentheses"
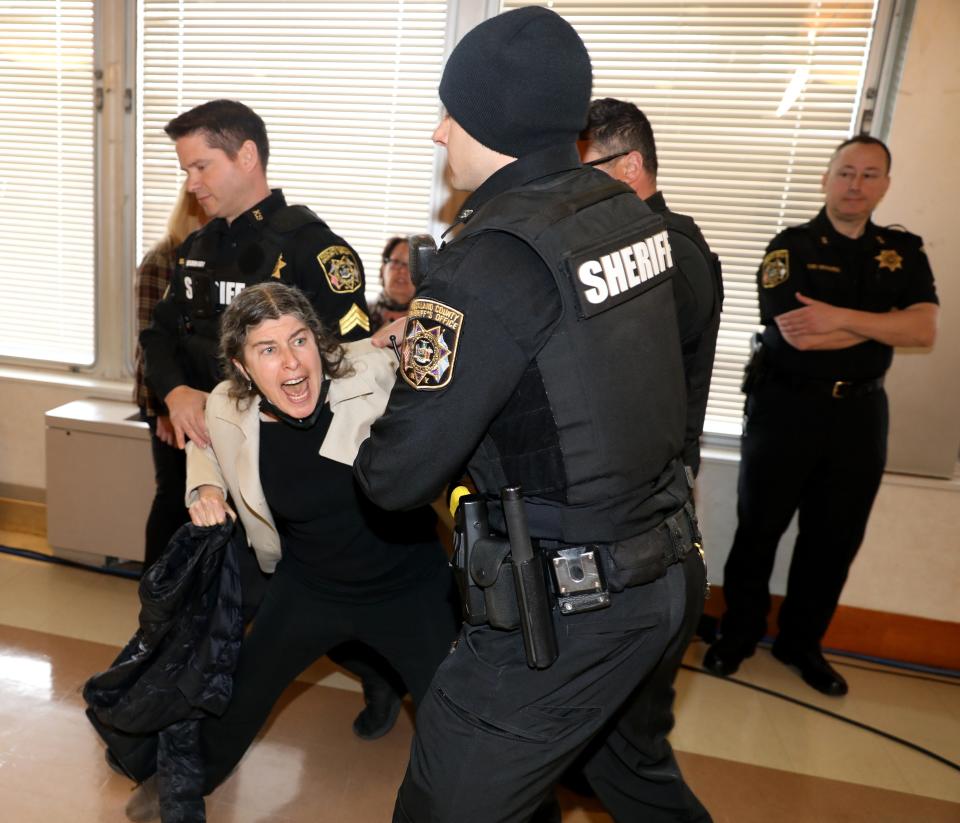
top-left (317, 246), bottom-right (362, 293)
top-left (761, 249), bottom-right (789, 288)
top-left (400, 299), bottom-right (463, 390)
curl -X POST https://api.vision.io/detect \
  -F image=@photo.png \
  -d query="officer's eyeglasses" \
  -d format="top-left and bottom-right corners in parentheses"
top-left (584, 150), bottom-right (629, 167)
top-left (383, 258), bottom-right (409, 270)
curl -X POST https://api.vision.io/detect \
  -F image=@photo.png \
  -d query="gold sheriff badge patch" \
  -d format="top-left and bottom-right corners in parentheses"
top-left (875, 249), bottom-right (903, 272)
top-left (761, 249), bottom-right (789, 288)
top-left (318, 246), bottom-right (362, 293)
top-left (400, 299), bottom-right (463, 390)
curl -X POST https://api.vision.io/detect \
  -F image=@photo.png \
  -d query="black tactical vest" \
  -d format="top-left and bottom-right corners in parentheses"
top-left (169, 205), bottom-right (326, 391)
top-left (452, 169), bottom-right (690, 543)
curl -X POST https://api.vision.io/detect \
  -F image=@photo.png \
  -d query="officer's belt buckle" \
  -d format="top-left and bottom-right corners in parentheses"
top-left (831, 380), bottom-right (851, 399)
top-left (544, 545), bottom-right (610, 615)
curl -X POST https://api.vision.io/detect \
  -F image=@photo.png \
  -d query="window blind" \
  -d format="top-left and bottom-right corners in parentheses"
top-left (138, 0), bottom-right (449, 296)
top-left (505, 0), bottom-right (879, 433)
top-left (0, 1), bottom-right (95, 365)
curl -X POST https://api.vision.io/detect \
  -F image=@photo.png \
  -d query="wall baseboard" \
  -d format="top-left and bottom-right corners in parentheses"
top-left (0, 500), bottom-right (955, 671)
top-left (0, 497), bottom-right (47, 538)
top-left (703, 587), bottom-right (959, 671)
top-left (0, 483), bottom-right (44, 503)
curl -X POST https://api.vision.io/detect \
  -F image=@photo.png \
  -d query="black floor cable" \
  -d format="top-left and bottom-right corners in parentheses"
top-left (0, 544), bottom-right (141, 580)
top-left (681, 662), bottom-right (960, 774)
top-left (3, 544), bottom-right (958, 773)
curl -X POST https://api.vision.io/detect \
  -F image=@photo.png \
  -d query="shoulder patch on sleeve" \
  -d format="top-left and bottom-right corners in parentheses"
top-left (317, 246), bottom-right (362, 293)
top-left (400, 298), bottom-right (463, 391)
top-left (761, 249), bottom-right (789, 288)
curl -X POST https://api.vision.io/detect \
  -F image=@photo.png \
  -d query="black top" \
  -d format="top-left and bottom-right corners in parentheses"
top-left (141, 189), bottom-right (370, 399)
top-left (259, 402), bottom-right (443, 601)
top-left (356, 144), bottom-right (690, 544)
top-left (354, 146), bottom-right (570, 511)
top-left (646, 190), bottom-right (722, 475)
top-left (759, 208), bottom-right (938, 381)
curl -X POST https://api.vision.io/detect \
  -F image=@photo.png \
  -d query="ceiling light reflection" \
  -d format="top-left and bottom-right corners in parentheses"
top-left (0, 652), bottom-right (53, 699)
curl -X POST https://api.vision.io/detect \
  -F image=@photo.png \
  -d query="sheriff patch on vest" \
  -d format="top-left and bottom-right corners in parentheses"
top-left (569, 227), bottom-right (674, 318)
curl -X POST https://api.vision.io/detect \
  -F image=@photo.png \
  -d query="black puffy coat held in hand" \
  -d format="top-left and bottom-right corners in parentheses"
top-left (84, 520), bottom-right (245, 823)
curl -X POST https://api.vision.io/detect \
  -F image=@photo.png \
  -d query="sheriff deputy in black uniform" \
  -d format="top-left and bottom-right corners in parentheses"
top-left (138, 99), bottom-right (403, 746)
top-left (354, 8), bottom-right (709, 822)
top-left (582, 97), bottom-right (723, 476)
top-left (141, 98), bottom-right (370, 453)
top-left (703, 135), bottom-right (938, 696)
top-left (578, 96), bottom-right (719, 821)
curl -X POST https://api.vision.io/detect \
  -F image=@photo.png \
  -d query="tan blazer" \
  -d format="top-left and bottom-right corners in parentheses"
top-left (185, 339), bottom-right (398, 573)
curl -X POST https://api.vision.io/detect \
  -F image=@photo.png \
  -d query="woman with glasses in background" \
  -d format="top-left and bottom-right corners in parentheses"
top-left (369, 236), bottom-right (415, 332)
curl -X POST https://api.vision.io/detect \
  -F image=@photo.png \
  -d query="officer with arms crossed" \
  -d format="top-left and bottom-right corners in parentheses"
top-left (355, 8), bottom-right (709, 822)
top-left (703, 135), bottom-right (938, 696)
top-left (139, 99), bottom-right (399, 743)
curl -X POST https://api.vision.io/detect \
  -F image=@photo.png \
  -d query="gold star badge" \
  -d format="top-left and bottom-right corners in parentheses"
top-left (875, 249), bottom-right (903, 272)
top-left (270, 253), bottom-right (286, 279)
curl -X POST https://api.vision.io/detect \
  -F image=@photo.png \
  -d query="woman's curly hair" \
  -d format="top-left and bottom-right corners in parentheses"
top-left (219, 282), bottom-right (351, 405)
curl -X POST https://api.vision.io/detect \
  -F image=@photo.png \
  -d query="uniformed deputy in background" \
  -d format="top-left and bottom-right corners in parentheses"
top-left (578, 96), bottom-right (719, 821)
top-left (581, 97), bottom-right (723, 477)
top-left (137, 99), bottom-right (403, 748)
top-left (703, 135), bottom-right (938, 696)
top-left (354, 8), bottom-right (709, 822)
top-left (140, 98), bottom-right (371, 453)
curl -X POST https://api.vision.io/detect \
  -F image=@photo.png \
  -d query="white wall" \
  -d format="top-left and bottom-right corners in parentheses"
top-left (0, 0), bottom-right (957, 624)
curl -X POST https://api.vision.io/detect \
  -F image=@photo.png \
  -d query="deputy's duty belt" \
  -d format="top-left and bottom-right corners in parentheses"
top-left (452, 490), bottom-right (701, 669)
top-left (763, 369), bottom-right (884, 400)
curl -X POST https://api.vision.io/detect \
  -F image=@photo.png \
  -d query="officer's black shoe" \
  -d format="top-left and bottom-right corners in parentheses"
top-left (352, 683), bottom-right (404, 740)
top-left (772, 639), bottom-right (848, 696)
top-left (702, 638), bottom-right (753, 677)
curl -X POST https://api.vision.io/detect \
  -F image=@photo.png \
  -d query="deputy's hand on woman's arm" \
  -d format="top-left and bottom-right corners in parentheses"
top-left (188, 484), bottom-right (236, 526)
top-left (370, 317), bottom-right (407, 349)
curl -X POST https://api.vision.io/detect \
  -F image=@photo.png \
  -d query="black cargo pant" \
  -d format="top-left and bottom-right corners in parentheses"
top-left (580, 549), bottom-right (711, 822)
top-left (393, 557), bottom-right (702, 823)
top-left (719, 380), bottom-right (888, 651)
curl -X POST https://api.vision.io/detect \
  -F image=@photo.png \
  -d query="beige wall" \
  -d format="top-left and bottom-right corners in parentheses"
top-left (1, 0), bottom-right (958, 623)
top-left (879, 0), bottom-right (960, 478)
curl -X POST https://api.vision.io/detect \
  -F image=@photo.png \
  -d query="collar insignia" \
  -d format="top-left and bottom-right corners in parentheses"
top-left (271, 253), bottom-right (286, 279)
top-left (252, 209), bottom-right (264, 221)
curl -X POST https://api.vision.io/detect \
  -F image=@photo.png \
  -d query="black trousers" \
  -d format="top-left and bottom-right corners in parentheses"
top-left (143, 414), bottom-right (188, 570)
top-left (580, 551), bottom-right (711, 822)
top-left (393, 559), bottom-right (702, 823)
top-left (200, 555), bottom-right (459, 793)
top-left (720, 380), bottom-right (888, 650)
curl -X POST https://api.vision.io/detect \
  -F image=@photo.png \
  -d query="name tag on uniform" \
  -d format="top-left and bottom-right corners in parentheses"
top-left (564, 217), bottom-right (674, 319)
top-left (184, 259), bottom-right (206, 269)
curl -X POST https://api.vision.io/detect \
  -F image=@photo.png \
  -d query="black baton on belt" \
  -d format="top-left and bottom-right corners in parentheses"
top-left (501, 487), bottom-right (559, 669)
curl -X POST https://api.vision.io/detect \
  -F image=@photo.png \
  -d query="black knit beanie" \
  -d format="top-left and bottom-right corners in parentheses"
top-left (439, 7), bottom-right (592, 158)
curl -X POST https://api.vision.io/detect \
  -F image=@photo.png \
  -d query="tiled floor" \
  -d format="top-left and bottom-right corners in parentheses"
top-left (0, 545), bottom-right (957, 822)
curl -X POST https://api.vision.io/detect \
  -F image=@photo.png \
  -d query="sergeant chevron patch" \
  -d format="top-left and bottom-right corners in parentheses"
top-left (338, 304), bottom-right (370, 336)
